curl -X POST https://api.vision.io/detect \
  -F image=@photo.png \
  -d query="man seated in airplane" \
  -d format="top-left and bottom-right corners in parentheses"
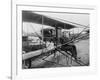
top-left (60, 31), bottom-right (78, 60)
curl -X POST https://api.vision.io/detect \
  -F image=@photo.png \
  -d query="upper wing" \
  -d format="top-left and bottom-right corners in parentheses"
top-left (22, 11), bottom-right (76, 29)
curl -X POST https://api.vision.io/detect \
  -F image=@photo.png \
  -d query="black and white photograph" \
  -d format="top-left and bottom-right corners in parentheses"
top-left (0, 0), bottom-right (99, 79)
top-left (22, 10), bottom-right (90, 69)
top-left (10, 1), bottom-right (98, 79)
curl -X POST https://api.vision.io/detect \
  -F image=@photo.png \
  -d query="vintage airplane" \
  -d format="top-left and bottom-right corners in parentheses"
top-left (22, 11), bottom-right (89, 68)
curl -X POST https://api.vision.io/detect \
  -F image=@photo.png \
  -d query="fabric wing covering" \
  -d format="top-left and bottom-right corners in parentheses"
top-left (22, 11), bottom-right (76, 29)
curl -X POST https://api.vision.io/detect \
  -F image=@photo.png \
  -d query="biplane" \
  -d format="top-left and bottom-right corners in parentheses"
top-left (22, 11), bottom-right (89, 68)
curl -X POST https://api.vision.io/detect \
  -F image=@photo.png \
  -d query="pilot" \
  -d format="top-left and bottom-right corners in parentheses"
top-left (60, 31), bottom-right (78, 60)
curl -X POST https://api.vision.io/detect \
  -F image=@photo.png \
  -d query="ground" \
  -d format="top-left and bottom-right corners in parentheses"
top-left (23, 39), bottom-right (89, 69)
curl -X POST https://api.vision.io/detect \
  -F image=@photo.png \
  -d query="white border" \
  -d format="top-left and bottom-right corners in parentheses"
top-left (12, 2), bottom-right (97, 80)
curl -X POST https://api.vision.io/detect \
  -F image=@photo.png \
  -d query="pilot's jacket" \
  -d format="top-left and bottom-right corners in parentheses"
top-left (60, 36), bottom-right (77, 59)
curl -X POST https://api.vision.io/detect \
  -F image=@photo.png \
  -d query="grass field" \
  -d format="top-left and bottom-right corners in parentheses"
top-left (75, 39), bottom-right (89, 65)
